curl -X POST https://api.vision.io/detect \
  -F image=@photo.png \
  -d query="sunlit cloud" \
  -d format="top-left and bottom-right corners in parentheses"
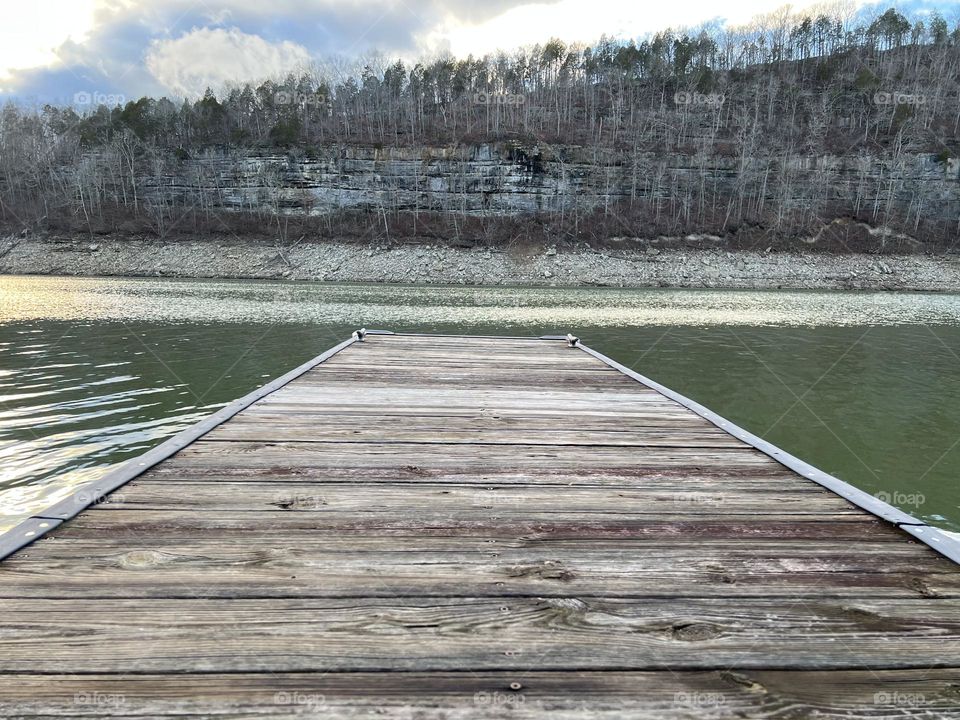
top-left (0, 0), bottom-right (98, 80)
top-left (146, 28), bottom-right (311, 97)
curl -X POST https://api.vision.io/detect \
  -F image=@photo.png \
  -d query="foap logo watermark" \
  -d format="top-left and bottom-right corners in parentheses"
top-left (672, 492), bottom-right (724, 507)
top-left (873, 91), bottom-right (926, 106)
top-left (477, 490), bottom-right (529, 510)
top-left (674, 91), bottom-right (725, 107)
top-left (74, 91), bottom-right (126, 107)
top-left (469, 291), bottom-right (525, 309)
top-left (874, 490), bottom-right (925, 508)
top-left (274, 91), bottom-right (328, 106)
top-left (272, 491), bottom-right (327, 510)
top-left (474, 684), bottom-right (525, 707)
top-left (273, 691), bottom-right (327, 709)
top-left (674, 691), bottom-right (728, 709)
top-left (74, 691), bottom-right (126, 709)
top-left (473, 92), bottom-right (525, 106)
top-left (76, 489), bottom-right (125, 507)
top-left (873, 691), bottom-right (927, 707)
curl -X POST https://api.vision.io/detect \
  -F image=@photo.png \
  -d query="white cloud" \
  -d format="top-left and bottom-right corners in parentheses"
top-left (0, 0), bottom-right (98, 79)
top-left (145, 27), bottom-right (311, 97)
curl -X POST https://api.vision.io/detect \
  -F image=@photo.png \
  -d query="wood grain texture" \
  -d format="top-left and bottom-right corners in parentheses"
top-left (1, 333), bottom-right (957, 718)
top-left (74, 481), bottom-right (859, 512)
top-left (5, 537), bottom-right (957, 599)
top-left (2, 597), bottom-right (960, 672)
top-left (2, 671), bottom-right (958, 719)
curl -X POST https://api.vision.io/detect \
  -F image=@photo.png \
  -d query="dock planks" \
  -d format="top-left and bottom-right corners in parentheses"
top-left (1, 332), bottom-right (959, 718)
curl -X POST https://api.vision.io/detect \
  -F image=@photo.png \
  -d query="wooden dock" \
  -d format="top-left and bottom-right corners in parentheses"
top-left (1, 331), bottom-right (959, 718)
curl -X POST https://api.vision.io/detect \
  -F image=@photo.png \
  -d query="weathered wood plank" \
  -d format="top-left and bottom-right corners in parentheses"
top-left (300, 362), bottom-right (631, 378)
top-left (361, 337), bottom-right (573, 351)
top-left (226, 410), bottom-right (721, 430)
top-left (5, 537), bottom-right (956, 599)
top-left (320, 357), bottom-right (619, 371)
top-left (252, 397), bottom-right (689, 416)
top-left (172, 441), bottom-right (781, 469)
top-left (2, 670), bottom-right (958, 719)
top-left (342, 346), bottom-right (598, 362)
top-left (262, 387), bottom-right (678, 406)
top-left (203, 406), bottom-right (718, 429)
top-left (298, 367), bottom-right (629, 379)
top-left (241, 405), bottom-right (704, 424)
top-left (142, 463), bottom-right (829, 487)
top-left (293, 375), bottom-right (646, 391)
top-left (326, 353), bottom-right (608, 369)
top-left (77, 481), bottom-right (853, 513)
top-left (2, 597), bottom-right (958, 672)
top-left (363, 334), bottom-right (563, 344)
top-left (203, 424), bottom-right (746, 447)
top-left (18, 509), bottom-right (900, 544)
top-left (333, 347), bottom-right (594, 362)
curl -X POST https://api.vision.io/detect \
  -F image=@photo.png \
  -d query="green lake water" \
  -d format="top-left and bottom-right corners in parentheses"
top-left (1, 275), bottom-right (958, 533)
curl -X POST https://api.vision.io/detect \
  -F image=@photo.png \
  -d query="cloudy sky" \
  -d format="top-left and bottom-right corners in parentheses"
top-left (0, 0), bottom-right (954, 103)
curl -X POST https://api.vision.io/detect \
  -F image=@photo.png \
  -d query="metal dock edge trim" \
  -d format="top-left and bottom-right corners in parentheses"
top-left (0, 518), bottom-right (64, 562)
top-left (576, 341), bottom-right (960, 566)
top-left (0, 334), bottom-right (361, 562)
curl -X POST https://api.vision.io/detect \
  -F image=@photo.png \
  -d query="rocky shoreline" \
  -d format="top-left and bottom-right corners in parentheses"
top-left (2, 235), bottom-right (959, 291)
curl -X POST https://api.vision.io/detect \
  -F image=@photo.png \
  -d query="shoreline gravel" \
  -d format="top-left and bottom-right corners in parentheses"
top-left (2, 236), bottom-right (959, 292)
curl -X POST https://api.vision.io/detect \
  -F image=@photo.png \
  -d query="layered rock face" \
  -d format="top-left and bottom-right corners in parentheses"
top-left (139, 143), bottom-right (960, 223)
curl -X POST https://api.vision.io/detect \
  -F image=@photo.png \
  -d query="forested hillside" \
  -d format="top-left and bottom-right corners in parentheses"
top-left (1, 7), bottom-right (959, 251)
